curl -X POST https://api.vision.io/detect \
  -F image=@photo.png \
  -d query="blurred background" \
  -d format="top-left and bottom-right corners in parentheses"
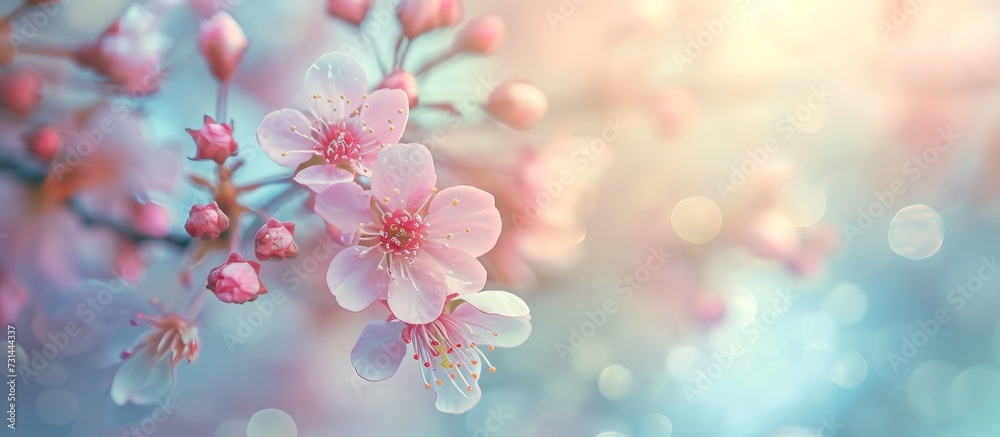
top-left (4, 0), bottom-right (1000, 435)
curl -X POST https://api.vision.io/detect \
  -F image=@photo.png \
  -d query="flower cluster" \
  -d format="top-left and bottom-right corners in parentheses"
top-left (258, 50), bottom-right (530, 413)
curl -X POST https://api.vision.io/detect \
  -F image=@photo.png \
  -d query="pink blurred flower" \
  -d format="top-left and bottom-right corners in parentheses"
top-left (398, 0), bottom-right (461, 38)
top-left (314, 143), bottom-right (502, 323)
top-left (485, 81), bottom-right (547, 130)
top-left (207, 252), bottom-right (268, 304)
top-left (455, 15), bottom-right (504, 55)
top-left (111, 313), bottom-right (199, 406)
top-left (184, 201), bottom-right (229, 241)
top-left (198, 12), bottom-right (248, 83)
top-left (351, 290), bottom-right (530, 413)
top-left (378, 70), bottom-right (419, 108)
top-left (186, 115), bottom-right (238, 164)
top-left (256, 52), bottom-right (409, 192)
top-left (23, 125), bottom-right (62, 162)
top-left (131, 201), bottom-right (172, 238)
top-left (0, 69), bottom-right (42, 117)
top-left (254, 217), bottom-right (300, 261)
top-left (74, 4), bottom-right (170, 92)
top-left (327, 0), bottom-right (372, 26)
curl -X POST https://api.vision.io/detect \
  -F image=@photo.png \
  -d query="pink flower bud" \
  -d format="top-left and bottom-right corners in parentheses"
top-left (455, 15), bottom-right (503, 54)
top-left (184, 201), bottom-right (229, 241)
top-left (254, 217), bottom-right (300, 261)
top-left (0, 70), bottom-right (42, 117)
top-left (207, 252), bottom-right (267, 304)
top-left (23, 125), bottom-right (62, 162)
top-left (198, 12), bottom-right (247, 83)
top-left (73, 5), bottom-right (170, 92)
top-left (484, 81), bottom-right (547, 130)
top-left (398, 0), bottom-right (442, 39)
top-left (378, 70), bottom-right (419, 107)
top-left (438, 0), bottom-right (462, 26)
top-left (186, 115), bottom-right (238, 164)
top-left (327, 0), bottom-right (372, 26)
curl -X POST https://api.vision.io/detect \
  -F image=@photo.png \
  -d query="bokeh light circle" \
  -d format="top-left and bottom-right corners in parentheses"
top-left (671, 197), bottom-right (722, 243)
top-left (822, 283), bottom-right (867, 326)
top-left (598, 364), bottom-right (634, 401)
top-left (830, 351), bottom-right (868, 388)
top-left (248, 409), bottom-right (298, 437)
top-left (779, 184), bottom-right (827, 227)
top-left (35, 389), bottom-right (79, 426)
top-left (888, 205), bottom-right (944, 260)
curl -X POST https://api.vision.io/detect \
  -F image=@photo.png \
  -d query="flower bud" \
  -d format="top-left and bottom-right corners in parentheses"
top-left (438, 0), bottom-right (462, 26)
top-left (186, 115), bottom-right (238, 164)
top-left (327, 0), bottom-right (372, 26)
top-left (207, 252), bottom-right (267, 304)
top-left (24, 125), bottom-right (62, 162)
top-left (455, 15), bottom-right (504, 54)
top-left (254, 217), bottom-right (300, 261)
top-left (398, 0), bottom-right (442, 39)
top-left (184, 201), bottom-right (230, 241)
top-left (0, 70), bottom-right (42, 117)
top-left (484, 81), bottom-right (547, 130)
top-left (378, 70), bottom-right (419, 107)
top-left (198, 12), bottom-right (248, 83)
top-left (132, 201), bottom-right (172, 238)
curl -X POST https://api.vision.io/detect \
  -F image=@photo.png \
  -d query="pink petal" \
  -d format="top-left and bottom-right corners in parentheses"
top-left (457, 290), bottom-right (529, 317)
top-left (293, 164), bottom-right (354, 193)
top-left (256, 108), bottom-right (317, 167)
top-left (422, 245), bottom-right (487, 295)
top-left (387, 254), bottom-right (447, 324)
top-left (350, 88), bottom-right (409, 153)
top-left (351, 321), bottom-right (407, 382)
top-left (370, 143), bottom-right (436, 213)
top-left (432, 348), bottom-right (482, 414)
top-left (425, 185), bottom-right (502, 257)
top-left (327, 246), bottom-right (388, 312)
top-left (313, 181), bottom-right (373, 242)
top-left (110, 351), bottom-right (176, 406)
top-left (303, 52), bottom-right (367, 123)
top-left (453, 304), bottom-right (532, 348)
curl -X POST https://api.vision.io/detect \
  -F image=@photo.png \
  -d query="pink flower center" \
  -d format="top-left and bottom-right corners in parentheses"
top-left (312, 121), bottom-right (361, 164)
top-left (379, 210), bottom-right (426, 255)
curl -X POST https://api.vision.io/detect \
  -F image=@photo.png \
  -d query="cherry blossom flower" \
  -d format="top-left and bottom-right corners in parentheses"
top-left (315, 143), bottom-right (502, 324)
top-left (73, 4), bottom-right (171, 92)
top-left (186, 115), bottom-right (239, 164)
top-left (207, 252), bottom-right (268, 304)
top-left (23, 125), bottom-right (63, 162)
top-left (184, 201), bottom-right (229, 241)
top-left (351, 290), bottom-right (531, 413)
top-left (111, 313), bottom-right (200, 406)
top-left (256, 52), bottom-right (409, 193)
top-left (254, 217), bottom-right (300, 260)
